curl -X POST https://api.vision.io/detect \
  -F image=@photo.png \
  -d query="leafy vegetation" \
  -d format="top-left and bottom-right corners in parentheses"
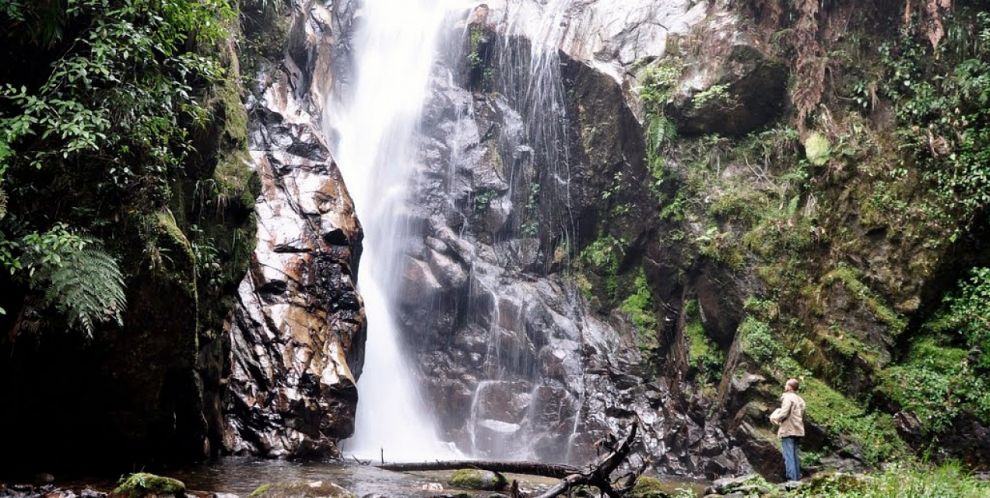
top-left (878, 267), bottom-right (990, 437)
top-left (0, 0), bottom-right (248, 336)
top-left (740, 316), bottom-right (781, 364)
top-left (473, 188), bottom-right (498, 212)
top-left (683, 299), bottom-right (723, 384)
top-left (774, 462), bottom-right (990, 498)
top-left (800, 377), bottom-right (907, 465)
top-left (620, 268), bottom-right (657, 339)
top-left (44, 242), bottom-right (126, 337)
top-left (691, 83), bottom-right (730, 108)
top-left (928, 267), bottom-right (990, 372)
top-left (875, 9), bottom-right (990, 241)
top-left (638, 58), bottom-right (682, 196)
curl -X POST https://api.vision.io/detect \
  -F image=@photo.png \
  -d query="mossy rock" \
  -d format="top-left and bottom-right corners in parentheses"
top-left (798, 472), bottom-right (869, 496)
top-left (111, 472), bottom-right (186, 498)
top-left (448, 469), bottom-right (508, 491)
top-left (707, 474), bottom-right (774, 495)
top-left (628, 476), bottom-right (675, 498)
top-left (248, 481), bottom-right (356, 498)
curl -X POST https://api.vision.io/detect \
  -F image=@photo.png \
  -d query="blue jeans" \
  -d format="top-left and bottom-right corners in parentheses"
top-left (781, 436), bottom-right (801, 481)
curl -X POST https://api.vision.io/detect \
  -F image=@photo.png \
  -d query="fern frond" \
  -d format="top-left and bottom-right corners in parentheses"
top-left (43, 244), bottom-right (127, 337)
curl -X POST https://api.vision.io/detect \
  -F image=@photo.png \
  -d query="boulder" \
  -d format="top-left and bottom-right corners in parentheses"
top-left (704, 474), bottom-right (772, 495)
top-left (222, 2), bottom-right (366, 458)
top-left (668, 44), bottom-right (788, 137)
top-left (628, 476), bottom-right (674, 497)
top-left (111, 473), bottom-right (186, 498)
top-left (248, 481), bottom-right (354, 498)
top-left (448, 469), bottom-right (508, 491)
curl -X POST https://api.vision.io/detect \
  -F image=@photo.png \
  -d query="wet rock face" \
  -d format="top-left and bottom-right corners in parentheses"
top-left (360, 4), bottom-right (750, 475)
top-left (482, 0), bottom-right (708, 84)
top-left (667, 44), bottom-right (788, 137)
top-left (222, 0), bottom-right (366, 458)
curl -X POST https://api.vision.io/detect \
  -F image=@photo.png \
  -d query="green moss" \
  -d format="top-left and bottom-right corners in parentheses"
top-left (683, 299), bottom-right (724, 383)
top-left (113, 472), bottom-right (185, 498)
top-left (143, 209), bottom-right (196, 278)
top-left (778, 463), bottom-right (990, 497)
top-left (218, 73), bottom-right (248, 148)
top-left (629, 476), bottom-right (678, 498)
top-left (878, 336), bottom-right (990, 436)
top-left (708, 186), bottom-right (770, 224)
top-left (823, 265), bottom-right (907, 334)
top-left (740, 316), bottom-right (783, 364)
top-left (621, 268), bottom-right (658, 337)
top-left (448, 469), bottom-right (507, 491)
top-left (820, 330), bottom-right (881, 368)
top-left (214, 150), bottom-right (258, 209)
top-left (695, 226), bottom-right (746, 270)
top-left (803, 132), bottom-right (831, 166)
top-left (248, 484), bottom-right (271, 497)
top-left (801, 377), bottom-right (907, 465)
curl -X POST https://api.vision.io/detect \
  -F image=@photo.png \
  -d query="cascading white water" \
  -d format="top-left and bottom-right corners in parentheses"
top-left (328, 0), bottom-right (464, 461)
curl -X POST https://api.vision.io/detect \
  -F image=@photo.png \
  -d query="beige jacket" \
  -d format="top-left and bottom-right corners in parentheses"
top-left (770, 391), bottom-right (805, 438)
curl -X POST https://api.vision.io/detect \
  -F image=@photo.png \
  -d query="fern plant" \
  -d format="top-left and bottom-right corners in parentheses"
top-left (42, 243), bottom-right (126, 337)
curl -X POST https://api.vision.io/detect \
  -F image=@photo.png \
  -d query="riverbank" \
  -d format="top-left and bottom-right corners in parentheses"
top-left (2, 459), bottom-right (988, 498)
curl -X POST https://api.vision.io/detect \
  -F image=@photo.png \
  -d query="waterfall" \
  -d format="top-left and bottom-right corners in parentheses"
top-left (329, 0), bottom-right (464, 461)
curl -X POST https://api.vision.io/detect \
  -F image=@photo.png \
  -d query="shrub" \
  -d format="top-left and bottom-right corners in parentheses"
top-left (740, 316), bottom-right (782, 364)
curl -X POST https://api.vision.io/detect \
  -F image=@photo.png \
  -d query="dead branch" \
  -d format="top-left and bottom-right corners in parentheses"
top-left (533, 422), bottom-right (639, 498)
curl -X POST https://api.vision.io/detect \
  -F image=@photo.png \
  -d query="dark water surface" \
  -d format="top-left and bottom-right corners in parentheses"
top-left (43, 457), bottom-right (705, 496)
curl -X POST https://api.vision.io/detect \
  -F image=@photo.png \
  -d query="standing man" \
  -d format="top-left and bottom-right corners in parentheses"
top-left (770, 378), bottom-right (806, 482)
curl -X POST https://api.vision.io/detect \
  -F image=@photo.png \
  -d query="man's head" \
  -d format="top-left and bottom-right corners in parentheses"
top-left (785, 378), bottom-right (800, 392)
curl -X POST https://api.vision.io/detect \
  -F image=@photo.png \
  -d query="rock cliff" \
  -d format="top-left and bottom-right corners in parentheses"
top-left (324, 0), bottom-right (989, 479)
top-left (222, 0), bottom-right (367, 458)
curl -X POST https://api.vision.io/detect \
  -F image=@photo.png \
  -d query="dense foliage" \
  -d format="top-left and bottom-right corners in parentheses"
top-left (876, 9), bottom-right (990, 240)
top-left (723, 461), bottom-right (990, 497)
top-left (881, 267), bottom-right (990, 437)
top-left (0, 0), bottom-right (236, 332)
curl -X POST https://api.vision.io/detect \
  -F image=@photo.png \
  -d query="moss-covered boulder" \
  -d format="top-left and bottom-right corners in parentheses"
top-left (704, 474), bottom-right (774, 496)
top-left (111, 473), bottom-right (185, 498)
top-left (248, 481), bottom-right (355, 498)
top-left (448, 469), bottom-right (508, 491)
top-left (628, 476), bottom-right (671, 497)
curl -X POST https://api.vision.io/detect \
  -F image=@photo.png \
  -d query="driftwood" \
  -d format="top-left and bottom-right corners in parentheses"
top-left (533, 422), bottom-right (638, 498)
top-left (378, 460), bottom-right (580, 479)
top-left (377, 422), bottom-right (640, 498)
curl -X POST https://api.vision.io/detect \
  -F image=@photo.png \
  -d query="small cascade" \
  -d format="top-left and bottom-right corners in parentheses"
top-left (329, 0), bottom-right (465, 462)
top-left (452, 0), bottom-right (588, 462)
top-left (496, 0), bottom-right (578, 250)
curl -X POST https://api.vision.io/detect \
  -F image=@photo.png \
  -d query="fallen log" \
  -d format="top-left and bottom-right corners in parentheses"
top-left (376, 422), bottom-right (640, 498)
top-left (378, 460), bottom-right (580, 479)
